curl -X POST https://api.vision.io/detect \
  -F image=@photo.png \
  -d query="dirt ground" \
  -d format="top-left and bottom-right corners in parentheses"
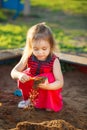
top-left (0, 63), bottom-right (87, 130)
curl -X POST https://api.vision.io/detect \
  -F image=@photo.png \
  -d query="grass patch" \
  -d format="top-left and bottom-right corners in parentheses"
top-left (0, 0), bottom-right (87, 54)
top-left (31, 0), bottom-right (87, 15)
top-left (0, 24), bottom-right (27, 49)
top-left (0, 10), bottom-right (7, 22)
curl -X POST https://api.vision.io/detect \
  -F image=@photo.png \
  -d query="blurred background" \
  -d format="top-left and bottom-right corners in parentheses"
top-left (0, 0), bottom-right (87, 56)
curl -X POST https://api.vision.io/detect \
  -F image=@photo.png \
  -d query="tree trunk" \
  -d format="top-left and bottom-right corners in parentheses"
top-left (23, 0), bottom-right (30, 16)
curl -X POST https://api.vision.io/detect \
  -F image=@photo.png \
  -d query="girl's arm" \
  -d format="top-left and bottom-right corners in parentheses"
top-left (38, 58), bottom-right (64, 90)
top-left (49, 58), bottom-right (64, 90)
top-left (11, 57), bottom-right (30, 83)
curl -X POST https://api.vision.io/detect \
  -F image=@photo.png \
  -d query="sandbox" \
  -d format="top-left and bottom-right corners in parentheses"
top-left (0, 50), bottom-right (87, 130)
top-left (0, 63), bottom-right (87, 130)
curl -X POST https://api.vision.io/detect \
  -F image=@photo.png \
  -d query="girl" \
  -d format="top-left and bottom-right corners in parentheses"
top-left (11, 23), bottom-right (64, 112)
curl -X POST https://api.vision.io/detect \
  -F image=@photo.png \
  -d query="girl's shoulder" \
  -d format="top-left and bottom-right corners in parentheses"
top-left (28, 55), bottom-right (33, 61)
top-left (52, 53), bottom-right (59, 61)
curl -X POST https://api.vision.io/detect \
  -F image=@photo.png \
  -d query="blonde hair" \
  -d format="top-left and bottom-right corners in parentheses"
top-left (22, 22), bottom-right (58, 60)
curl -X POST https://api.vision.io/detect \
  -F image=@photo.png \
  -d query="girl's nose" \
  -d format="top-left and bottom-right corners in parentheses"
top-left (38, 50), bottom-right (43, 54)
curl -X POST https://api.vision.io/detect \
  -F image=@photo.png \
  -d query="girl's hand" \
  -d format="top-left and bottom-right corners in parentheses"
top-left (19, 73), bottom-right (30, 83)
top-left (38, 79), bottom-right (49, 90)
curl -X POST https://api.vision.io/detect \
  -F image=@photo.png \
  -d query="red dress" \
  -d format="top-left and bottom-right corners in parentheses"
top-left (18, 54), bottom-right (63, 112)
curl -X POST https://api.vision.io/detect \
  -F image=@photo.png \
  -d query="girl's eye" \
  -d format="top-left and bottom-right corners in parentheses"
top-left (43, 48), bottom-right (47, 50)
top-left (33, 48), bottom-right (38, 51)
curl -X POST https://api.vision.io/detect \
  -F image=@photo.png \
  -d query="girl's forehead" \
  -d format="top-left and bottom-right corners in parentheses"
top-left (32, 40), bottom-right (50, 47)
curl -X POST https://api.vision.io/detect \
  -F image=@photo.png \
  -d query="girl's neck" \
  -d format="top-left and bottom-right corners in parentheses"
top-left (32, 53), bottom-right (52, 62)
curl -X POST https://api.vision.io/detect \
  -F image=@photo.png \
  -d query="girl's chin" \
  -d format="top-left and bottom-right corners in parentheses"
top-left (37, 57), bottom-right (46, 61)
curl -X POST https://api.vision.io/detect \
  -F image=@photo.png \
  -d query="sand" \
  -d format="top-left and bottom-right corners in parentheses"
top-left (0, 64), bottom-right (87, 130)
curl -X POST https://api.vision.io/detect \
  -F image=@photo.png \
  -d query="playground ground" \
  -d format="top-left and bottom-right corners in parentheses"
top-left (0, 63), bottom-right (87, 130)
top-left (0, 2), bottom-right (87, 129)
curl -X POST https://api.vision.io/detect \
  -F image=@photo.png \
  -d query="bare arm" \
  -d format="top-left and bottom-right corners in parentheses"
top-left (11, 57), bottom-right (30, 83)
top-left (49, 58), bottom-right (64, 90)
top-left (38, 58), bottom-right (64, 90)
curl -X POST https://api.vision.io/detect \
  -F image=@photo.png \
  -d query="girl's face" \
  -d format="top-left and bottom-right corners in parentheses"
top-left (32, 40), bottom-right (51, 61)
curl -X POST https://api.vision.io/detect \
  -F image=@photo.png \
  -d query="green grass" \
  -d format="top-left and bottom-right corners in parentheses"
top-left (0, 0), bottom-right (87, 54)
top-left (0, 24), bottom-right (27, 49)
top-left (0, 10), bottom-right (7, 21)
top-left (31, 0), bottom-right (87, 14)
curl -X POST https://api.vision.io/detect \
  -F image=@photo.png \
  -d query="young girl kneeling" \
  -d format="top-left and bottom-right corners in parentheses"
top-left (11, 23), bottom-right (64, 112)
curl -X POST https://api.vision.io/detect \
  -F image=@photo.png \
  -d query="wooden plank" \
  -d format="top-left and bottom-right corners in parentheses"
top-left (0, 49), bottom-right (22, 61)
top-left (58, 53), bottom-right (87, 66)
top-left (0, 49), bottom-right (87, 66)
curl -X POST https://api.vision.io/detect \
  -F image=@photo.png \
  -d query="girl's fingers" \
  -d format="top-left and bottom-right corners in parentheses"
top-left (21, 77), bottom-right (29, 83)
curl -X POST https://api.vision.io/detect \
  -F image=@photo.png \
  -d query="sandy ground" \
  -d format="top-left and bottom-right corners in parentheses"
top-left (0, 63), bottom-right (87, 130)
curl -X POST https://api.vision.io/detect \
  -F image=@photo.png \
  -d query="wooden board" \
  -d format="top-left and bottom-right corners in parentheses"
top-left (58, 53), bottom-right (87, 66)
top-left (0, 49), bottom-right (87, 66)
top-left (0, 49), bottom-right (22, 61)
